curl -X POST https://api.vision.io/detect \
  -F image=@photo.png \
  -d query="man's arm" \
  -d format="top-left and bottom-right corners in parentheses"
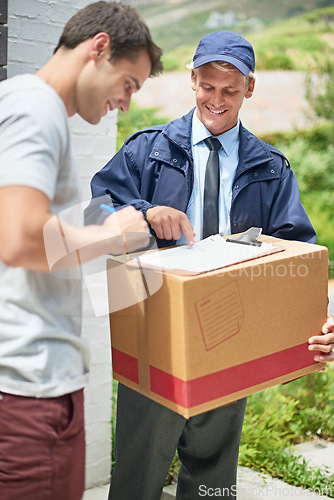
top-left (267, 167), bottom-right (316, 243)
top-left (0, 186), bottom-right (51, 269)
top-left (87, 139), bottom-right (195, 245)
top-left (88, 141), bottom-right (155, 216)
top-left (0, 185), bottom-right (150, 272)
top-left (146, 206), bottom-right (195, 246)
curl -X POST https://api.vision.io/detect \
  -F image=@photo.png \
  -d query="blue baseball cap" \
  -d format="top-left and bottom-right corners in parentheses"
top-left (191, 30), bottom-right (255, 75)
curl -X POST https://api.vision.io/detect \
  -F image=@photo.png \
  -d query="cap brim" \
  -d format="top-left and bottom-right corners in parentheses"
top-left (192, 54), bottom-right (251, 75)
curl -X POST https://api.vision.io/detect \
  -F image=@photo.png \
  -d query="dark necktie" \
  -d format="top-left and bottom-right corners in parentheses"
top-left (202, 137), bottom-right (222, 239)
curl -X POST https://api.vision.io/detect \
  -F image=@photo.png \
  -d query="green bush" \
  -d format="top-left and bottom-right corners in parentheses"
top-left (260, 122), bottom-right (334, 151)
top-left (266, 33), bottom-right (327, 52)
top-left (116, 104), bottom-right (169, 151)
top-left (239, 366), bottom-right (334, 495)
top-left (279, 368), bottom-right (334, 439)
top-left (274, 138), bottom-right (334, 193)
top-left (160, 44), bottom-right (197, 71)
top-left (161, 55), bottom-right (181, 72)
top-left (255, 50), bottom-right (295, 70)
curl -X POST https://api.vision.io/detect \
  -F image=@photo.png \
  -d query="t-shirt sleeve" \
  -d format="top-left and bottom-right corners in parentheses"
top-left (0, 87), bottom-right (69, 202)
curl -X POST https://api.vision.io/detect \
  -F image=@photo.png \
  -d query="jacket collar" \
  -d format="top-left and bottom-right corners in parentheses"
top-left (162, 108), bottom-right (194, 157)
top-left (237, 123), bottom-right (273, 171)
top-left (152, 108), bottom-right (275, 173)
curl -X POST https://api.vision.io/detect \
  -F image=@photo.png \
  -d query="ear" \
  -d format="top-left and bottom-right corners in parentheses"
top-left (91, 32), bottom-right (111, 61)
top-left (245, 78), bottom-right (255, 99)
top-left (190, 70), bottom-right (197, 92)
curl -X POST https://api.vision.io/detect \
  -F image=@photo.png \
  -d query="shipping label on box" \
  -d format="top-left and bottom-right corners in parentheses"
top-left (195, 280), bottom-right (244, 350)
top-left (107, 236), bottom-right (328, 418)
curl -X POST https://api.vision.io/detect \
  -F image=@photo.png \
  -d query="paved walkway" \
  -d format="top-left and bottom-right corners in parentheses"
top-left (84, 438), bottom-right (334, 499)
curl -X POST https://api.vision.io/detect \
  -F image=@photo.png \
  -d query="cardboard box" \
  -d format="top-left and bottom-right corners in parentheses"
top-left (107, 235), bottom-right (328, 418)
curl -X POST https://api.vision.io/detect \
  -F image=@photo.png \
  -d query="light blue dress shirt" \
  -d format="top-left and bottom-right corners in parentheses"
top-left (176, 112), bottom-right (240, 245)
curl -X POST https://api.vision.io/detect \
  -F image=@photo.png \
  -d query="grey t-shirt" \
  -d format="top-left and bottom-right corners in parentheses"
top-left (0, 74), bottom-right (90, 397)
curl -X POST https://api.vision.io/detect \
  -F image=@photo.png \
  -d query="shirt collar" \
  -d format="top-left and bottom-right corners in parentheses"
top-left (192, 111), bottom-right (240, 157)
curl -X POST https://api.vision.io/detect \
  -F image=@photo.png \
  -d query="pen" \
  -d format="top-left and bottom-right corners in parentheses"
top-left (100, 203), bottom-right (116, 213)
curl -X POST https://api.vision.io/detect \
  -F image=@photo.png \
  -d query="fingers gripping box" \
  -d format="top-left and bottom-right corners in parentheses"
top-left (107, 236), bottom-right (328, 418)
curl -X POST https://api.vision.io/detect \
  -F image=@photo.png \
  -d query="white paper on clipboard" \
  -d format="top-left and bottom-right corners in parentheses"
top-left (134, 234), bottom-right (282, 275)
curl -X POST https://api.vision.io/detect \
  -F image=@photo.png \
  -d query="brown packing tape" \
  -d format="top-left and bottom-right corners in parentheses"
top-left (107, 257), bottom-right (151, 394)
top-left (136, 266), bottom-right (151, 395)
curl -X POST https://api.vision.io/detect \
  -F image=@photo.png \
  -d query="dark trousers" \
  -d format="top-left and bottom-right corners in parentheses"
top-left (109, 383), bottom-right (247, 500)
top-left (0, 389), bottom-right (85, 500)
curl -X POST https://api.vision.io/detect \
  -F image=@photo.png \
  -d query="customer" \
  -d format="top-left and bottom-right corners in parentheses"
top-left (88, 30), bottom-right (334, 500)
top-left (0, 2), bottom-right (162, 499)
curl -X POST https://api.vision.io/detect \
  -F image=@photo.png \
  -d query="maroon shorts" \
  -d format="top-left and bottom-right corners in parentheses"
top-left (0, 389), bottom-right (85, 500)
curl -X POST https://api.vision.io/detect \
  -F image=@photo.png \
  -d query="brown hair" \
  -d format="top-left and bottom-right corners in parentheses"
top-left (54, 1), bottom-right (163, 76)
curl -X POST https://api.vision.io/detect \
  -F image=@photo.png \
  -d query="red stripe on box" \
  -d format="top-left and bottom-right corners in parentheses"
top-left (112, 344), bottom-right (318, 409)
top-left (112, 348), bottom-right (139, 384)
top-left (150, 343), bottom-right (317, 408)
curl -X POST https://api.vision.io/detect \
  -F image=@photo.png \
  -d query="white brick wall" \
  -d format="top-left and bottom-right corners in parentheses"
top-left (7, 0), bottom-right (116, 489)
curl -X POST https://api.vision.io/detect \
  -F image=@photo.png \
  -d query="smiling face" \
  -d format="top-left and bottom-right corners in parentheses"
top-left (191, 62), bottom-right (255, 136)
top-left (75, 38), bottom-right (152, 124)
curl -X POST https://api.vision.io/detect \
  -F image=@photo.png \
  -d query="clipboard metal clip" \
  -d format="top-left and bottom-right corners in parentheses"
top-left (226, 227), bottom-right (263, 247)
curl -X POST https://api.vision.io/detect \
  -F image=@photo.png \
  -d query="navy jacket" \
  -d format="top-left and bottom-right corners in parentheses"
top-left (88, 109), bottom-right (316, 247)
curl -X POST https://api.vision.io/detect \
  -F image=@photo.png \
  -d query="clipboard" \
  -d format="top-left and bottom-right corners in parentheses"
top-left (128, 228), bottom-right (285, 276)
